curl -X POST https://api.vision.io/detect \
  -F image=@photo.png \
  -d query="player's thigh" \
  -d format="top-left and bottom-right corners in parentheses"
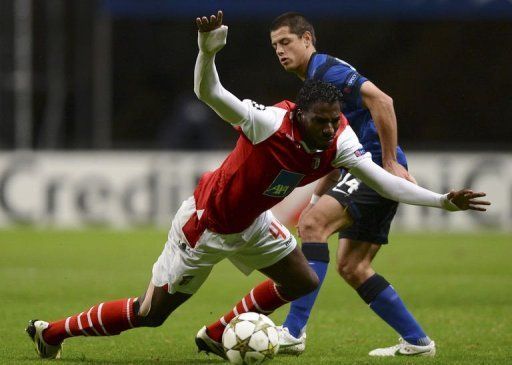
top-left (230, 212), bottom-right (315, 293)
top-left (230, 212), bottom-right (297, 276)
top-left (152, 197), bottom-right (225, 296)
top-left (299, 194), bottom-right (353, 241)
top-left (152, 239), bottom-right (216, 296)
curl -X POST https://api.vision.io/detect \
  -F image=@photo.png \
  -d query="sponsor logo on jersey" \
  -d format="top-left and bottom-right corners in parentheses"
top-left (264, 170), bottom-right (305, 198)
top-left (347, 73), bottom-right (358, 87)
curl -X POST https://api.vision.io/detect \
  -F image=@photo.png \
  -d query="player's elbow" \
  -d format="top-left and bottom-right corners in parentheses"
top-left (379, 94), bottom-right (393, 109)
top-left (194, 83), bottom-right (219, 105)
top-left (194, 84), bottom-right (206, 101)
top-left (193, 75), bottom-right (211, 101)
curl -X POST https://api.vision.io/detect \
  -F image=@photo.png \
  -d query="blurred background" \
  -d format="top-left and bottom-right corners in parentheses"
top-left (0, 0), bottom-right (511, 230)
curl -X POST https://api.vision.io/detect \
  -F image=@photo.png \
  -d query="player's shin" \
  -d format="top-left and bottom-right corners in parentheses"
top-left (206, 279), bottom-right (291, 342)
top-left (42, 297), bottom-right (139, 345)
top-left (283, 242), bottom-right (329, 338)
top-left (357, 273), bottom-right (431, 346)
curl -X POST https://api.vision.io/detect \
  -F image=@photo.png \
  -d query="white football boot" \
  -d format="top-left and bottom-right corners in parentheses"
top-left (369, 337), bottom-right (436, 357)
top-left (195, 326), bottom-right (227, 360)
top-left (26, 319), bottom-right (62, 359)
top-left (276, 326), bottom-right (306, 355)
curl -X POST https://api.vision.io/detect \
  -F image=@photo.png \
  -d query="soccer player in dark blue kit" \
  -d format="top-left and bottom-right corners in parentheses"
top-left (270, 12), bottom-right (436, 356)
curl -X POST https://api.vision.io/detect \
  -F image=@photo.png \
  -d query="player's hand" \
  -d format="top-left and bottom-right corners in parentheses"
top-left (196, 11), bottom-right (227, 54)
top-left (196, 10), bottom-right (223, 32)
top-left (444, 189), bottom-right (490, 211)
top-left (383, 159), bottom-right (417, 184)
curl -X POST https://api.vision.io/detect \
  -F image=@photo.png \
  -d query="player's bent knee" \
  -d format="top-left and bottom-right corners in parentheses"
top-left (303, 271), bottom-right (320, 295)
top-left (137, 296), bottom-right (152, 317)
top-left (299, 206), bottom-right (353, 242)
top-left (293, 272), bottom-right (320, 298)
top-left (299, 214), bottom-right (329, 242)
top-left (279, 271), bottom-right (319, 300)
top-left (336, 259), bottom-right (354, 277)
top-left (137, 313), bottom-right (167, 328)
top-left (336, 260), bottom-right (367, 285)
top-left (135, 301), bottom-right (171, 327)
top-left (137, 283), bottom-right (157, 317)
top-left (306, 273), bottom-right (320, 294)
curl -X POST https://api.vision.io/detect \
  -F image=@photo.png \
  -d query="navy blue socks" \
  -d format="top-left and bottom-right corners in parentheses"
top-left (357, 273), bottom-right (431, 346)
top-left (283, 242), bottom-right (329, 338)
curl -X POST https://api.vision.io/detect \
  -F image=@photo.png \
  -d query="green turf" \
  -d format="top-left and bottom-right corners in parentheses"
top-left (1, 229), bottom-right (511, 364)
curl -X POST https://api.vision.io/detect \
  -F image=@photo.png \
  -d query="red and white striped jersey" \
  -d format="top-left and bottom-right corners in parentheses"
top-left (190, 99), bottom-right (370, 235)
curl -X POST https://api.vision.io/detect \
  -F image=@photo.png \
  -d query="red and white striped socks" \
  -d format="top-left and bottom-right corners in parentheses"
top-left (43, 298), bottom-right (138, 345)
top-left (42, 281), bottom-right (290, 345)
top-left (206, 279), bottom-right (290, 342)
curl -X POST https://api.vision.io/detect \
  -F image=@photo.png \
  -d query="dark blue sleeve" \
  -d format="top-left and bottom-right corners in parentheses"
top-left (322, 63), bottom-right (368, 109)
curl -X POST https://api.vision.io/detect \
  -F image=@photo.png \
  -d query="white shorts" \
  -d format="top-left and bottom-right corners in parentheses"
top-left (151, 196), bottom-right (296, 294)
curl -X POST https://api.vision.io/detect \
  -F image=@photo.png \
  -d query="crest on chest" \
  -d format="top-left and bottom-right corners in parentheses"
top-left (311, 156), bottom-right (321, 169)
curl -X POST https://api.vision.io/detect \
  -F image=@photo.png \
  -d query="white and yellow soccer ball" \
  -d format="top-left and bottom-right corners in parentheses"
top-left (222, 312), bottom-right (280, 365)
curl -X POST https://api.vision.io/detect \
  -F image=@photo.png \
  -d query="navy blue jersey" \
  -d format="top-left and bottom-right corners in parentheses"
top-left (307, 53), bottom-right (407, 167)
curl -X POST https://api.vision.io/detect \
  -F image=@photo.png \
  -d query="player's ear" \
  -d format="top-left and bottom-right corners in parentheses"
top-left (296, 109), bottom-right (306, 123)
top-left (294, 109), bottom-right (300, 122)
top-left (302, 31), bottom-right (313, 47)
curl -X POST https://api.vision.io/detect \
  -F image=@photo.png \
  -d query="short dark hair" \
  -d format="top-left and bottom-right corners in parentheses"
top-left (296, 79), bottom-right (343, 112)
top-left (270, 12), bottom-right (316, 46)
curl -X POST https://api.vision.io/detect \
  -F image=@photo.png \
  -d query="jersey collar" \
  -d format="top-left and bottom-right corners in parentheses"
top-left (306, 52), bottom-right (318, 80)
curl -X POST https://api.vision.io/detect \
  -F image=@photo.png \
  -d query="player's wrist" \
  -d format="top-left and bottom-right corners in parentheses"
top-left (197, 25), bottom-right (228, 54)
top-left (440, 193), bottom-right (459, 211)
top-left (382, 157), bottom-right (398, 165)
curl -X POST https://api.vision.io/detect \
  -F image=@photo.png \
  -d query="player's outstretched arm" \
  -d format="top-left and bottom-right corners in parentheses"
top-left (194, 11), bottom-right (250, 125)
top-left (349, 158), bottom-right (490, 211)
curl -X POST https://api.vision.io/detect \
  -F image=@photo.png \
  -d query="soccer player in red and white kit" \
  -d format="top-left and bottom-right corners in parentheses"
top-left (27, 11), bottom-right (490, 360)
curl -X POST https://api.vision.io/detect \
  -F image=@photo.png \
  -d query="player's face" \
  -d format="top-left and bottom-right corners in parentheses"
top-left (299, 101), bottom-right (341, 150)
top-left (270, 26), bottom-right (311, 76)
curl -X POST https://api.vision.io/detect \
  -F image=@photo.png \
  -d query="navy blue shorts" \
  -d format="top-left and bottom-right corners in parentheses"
top-left (325, 170), bottom-right (398, 244)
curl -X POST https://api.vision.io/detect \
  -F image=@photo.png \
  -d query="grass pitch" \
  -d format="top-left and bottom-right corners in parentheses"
top-left (1, 229), bottom-right (511, 364)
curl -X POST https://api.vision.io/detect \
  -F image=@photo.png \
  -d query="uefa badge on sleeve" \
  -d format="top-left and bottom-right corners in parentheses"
top-left (354, 148), bottom-right (366, 157)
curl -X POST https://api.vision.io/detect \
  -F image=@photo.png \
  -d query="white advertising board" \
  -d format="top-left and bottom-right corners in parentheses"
top-left (0, 151), bottom-right (509, 231)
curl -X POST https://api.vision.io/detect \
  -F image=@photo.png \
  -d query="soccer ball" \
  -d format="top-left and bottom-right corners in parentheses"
top-left (222, 312), bottom-right (280, 365)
